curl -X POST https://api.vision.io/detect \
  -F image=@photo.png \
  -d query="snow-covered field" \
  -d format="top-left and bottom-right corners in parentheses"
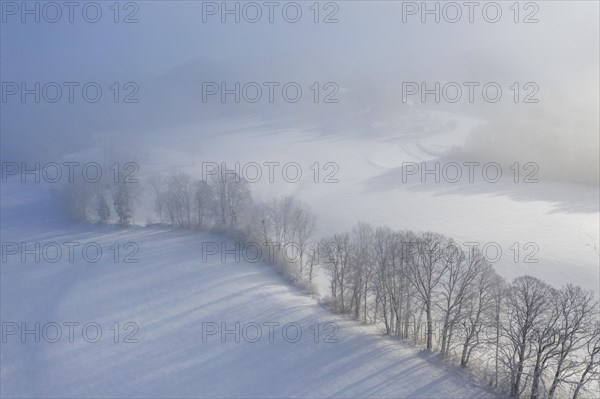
top-left (3, 108), bottom-right (596, 397)
top-left (0, 180), bottom-right (497, 398)
top-left (2, 2), bottom-right (598, 397)
top-left (128, 113), bottom-right (600, 296)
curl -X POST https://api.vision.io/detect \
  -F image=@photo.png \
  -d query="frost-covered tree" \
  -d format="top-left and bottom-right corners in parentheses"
top-left (54, 175), bottom-right (96, 222)
top-left (371, 226), bottom-right (395, 333)
top-left (349, 222), bottom-right (374, 322)
top-left (148, 174), bottom-right (166, 224)
top-left (111, 180), bottom-right (136, 226)
top-left (165, 172), bottom-right (193, 227)
top-left (458, 260), bottom-right (499, 368)
top-left (406, 232), bottom-right (452, 350)
top-left (572, 326), bottom-right (600, 399)
top-left (320, 233), bottom-right (352, 311)
top-left (501, 276), bottom-right (553, 398)
top-left (96, 192), bottom-right (111, 224)
top-left (210, 166), bottom-right (252, 229)
top-left (193, 179), bottom-right (214, 228)
top-left (437, 243), bottom-right (486, 357)
top-left (291, 200), bottom-right (317, 278)
top-left (547, 285), bottom-right (597, 398)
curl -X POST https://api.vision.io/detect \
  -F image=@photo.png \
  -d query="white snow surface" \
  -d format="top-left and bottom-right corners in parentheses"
top-left (127, 113), bottom-right (599, 296)
top-left (1, 181), bottom-right (497, 398)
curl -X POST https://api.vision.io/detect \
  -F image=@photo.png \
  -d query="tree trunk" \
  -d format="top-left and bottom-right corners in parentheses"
top-left (363, 278), bottom-right (368, 323)
top-left (460, 332), bottom-right (471, 367)
top-left (511, 341), bottom-right (527, 397)
top-left (572, 357), bottom-right (595, 399)
top-left (547, 354), bottom-right (565, 399)
top-left (530, 349), bottom-right (543, 399)
top-left (426, 302), bottom-right (433, 350)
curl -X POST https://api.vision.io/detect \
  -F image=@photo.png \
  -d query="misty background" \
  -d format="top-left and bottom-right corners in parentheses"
top-left (1, 0), bottom-right (598, 186)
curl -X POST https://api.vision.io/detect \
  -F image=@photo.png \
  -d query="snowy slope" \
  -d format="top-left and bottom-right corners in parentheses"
top-left (125, 113), bottom-right (599, 296)
top-left (0, 181), bottom-right (497, 398)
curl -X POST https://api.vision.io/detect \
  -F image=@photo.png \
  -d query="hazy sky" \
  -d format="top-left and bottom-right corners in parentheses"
top-left (1, 1), bottom-right (598, 165)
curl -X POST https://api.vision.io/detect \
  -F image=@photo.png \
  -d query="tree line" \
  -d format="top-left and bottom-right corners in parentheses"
top-left (318, 225), bottom-right (599, 399)
top-left (55, 164), bottom-right (599, 399)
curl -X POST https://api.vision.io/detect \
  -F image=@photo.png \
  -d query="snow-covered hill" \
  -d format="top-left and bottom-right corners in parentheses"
top-left (1, 181), bottom-right (496, 398)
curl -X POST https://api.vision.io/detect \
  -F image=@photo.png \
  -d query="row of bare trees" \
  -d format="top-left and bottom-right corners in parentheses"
top-left (146, 169), bottom-right (321, 285)
top-left (56, 163), bottom-right (256, 230)
top-left (54, 167), bottom-right (598, 398)
top-left (54, 166), bottom-right (140, 226)
top-left (147, 167), bottom-right (252, 230)
top-left (252, 195), bottom-right (318, 282)
top-left (319, 224), bottom-right (599, 399)
top-left (148, 169), bottom-right (320, 283)
top-left (55, 164), bottom-right (320, 282)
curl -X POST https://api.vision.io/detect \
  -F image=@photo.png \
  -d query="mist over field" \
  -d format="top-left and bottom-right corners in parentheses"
top-left (1, 1), bottom-right (599, 398)
top-left (2, 1), bottom-right (598, 184)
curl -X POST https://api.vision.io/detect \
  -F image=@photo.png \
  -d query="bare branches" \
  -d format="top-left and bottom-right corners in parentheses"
top-left (317, 223), bottom-right (598, 399)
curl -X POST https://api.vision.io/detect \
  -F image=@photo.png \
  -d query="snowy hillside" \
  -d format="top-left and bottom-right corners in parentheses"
top-left (1, 181), bottom-right (496, 398)
top-left (2, 2), bottom-right (598, 397)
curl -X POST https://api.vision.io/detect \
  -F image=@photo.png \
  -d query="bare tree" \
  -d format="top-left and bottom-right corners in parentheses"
top-left (111, 180), bottom-right (138, 226)
top-left (259, 196), bottom-right (295, 263)
top-left (315, 223), bottom-right (596, 399)
top-left (307, 244), bottom-right (318, 284)
top-left (54, 177), bottom-right (95, 222)
top-left (193, 179), bottom-right (214, 228)
top-left (529, 287), bottom-right (561, 399)
top-left (148, 174), bottom-right (166, 223)
top-left (572, 325), bottom-right (600, 399)
top-left (292, 200), bottom-right (317, 278)
top-left (547, 285), bottom-right (597, 398)
top-left (166, 171), bottom-right (193, 227)
top-left (96, 192), bottom-right (111, 224)
top-left (437, 242), bottom-right (483, 357)
top-left (372, 226), bottom-right (395, 333)
top-left (346, 223), bottom-right (373, 320)
top-left (257, 196), bottom-right (317, 281)
top-left (502, 275), bottom-right (553, 398)
top-left (320, 233), bottom-right (352, 312)
top-left (386, 231), bottom-right (412, 336)
top-left (490, 274), bottom-right (508, 388)
top-left (210, 166), bottom-right (252, 229)
top-left (457, 257), bottom-right (498, 367)
top-left (406, 232), bottom-right (451, 350)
